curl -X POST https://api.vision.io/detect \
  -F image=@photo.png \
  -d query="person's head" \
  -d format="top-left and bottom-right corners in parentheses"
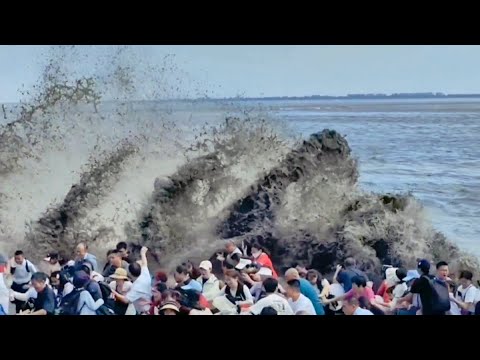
top-left (31, 272), bottom-right (48, 292)
top-left (230, 253), bottom-right (241, 266)
top-left (342, 298), bottom-right (360, 315)
top-left (284, 268), bottom-right (300, 282)
top-left (109, 251), bottom-right (123, 268)
top-left (110, 267), bottom-right (129, 285)
top-left (75, 243), bottom-right (88, 258)
top-left (307, 269), bottom-right (321, 286)
top-left (14, 250), bottom-right (25, 265)
top-left (160, 301), bottom-right (180, 315)
top-left (116, 242), bottom-right (128, 258)
top-left (459, 270), bottom-right (473, 288)
top-left (73, 270), bottom-right (90, 289)
top-left (263, 277), bottom-right (278, 294)
top-left (128, 262), bottom-right (142, 279)
top-left (251, 242), bottom-right (264, 259)
top-left (224, 269), bottom-right (241, 289)
top-left (154, 271), bottom-right (168, 283)
top-left (417, 259), bottom-right (431, 275)
top-left (351, 276), bottom-right (367, 295)
top-left (296, 265), bottom-right (308, 278)
top-left (436, 261), bottom-right (449, 281)
top-left (175, 265), bottom-right (190, 284)
top-left (260, 306), bottom-right (278, 315)
top-left (199, 260), bottom-right (213, 279)
top-left (152, 282), bottom-right (168, 303)
top-left (79, 260), bottom-right (94, 276)
top-left (45, 253), bottom-right (59, 265)
top-left (225, 240), bottom-right (237, 254)
top-left (344, 257), bottom-right (356, 268)
top-left (50, 271), bottom-right (61, 288)
top-left (286, 279), bottom-right (301, 300)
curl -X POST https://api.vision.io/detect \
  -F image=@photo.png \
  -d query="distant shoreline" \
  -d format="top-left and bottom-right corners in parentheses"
top-left (215, 93), bottom-right (480, 101)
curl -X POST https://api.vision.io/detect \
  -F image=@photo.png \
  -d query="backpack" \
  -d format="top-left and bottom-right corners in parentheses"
top-left (97, 281), bottom-right (115, 310)
top-left (59, 289), bottom-right (84, 315)
top-left (429, 277), bottom-right (450, 314)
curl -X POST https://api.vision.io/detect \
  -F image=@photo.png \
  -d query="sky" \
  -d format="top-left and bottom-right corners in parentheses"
top-left (1, 45), bottom-right (480, 102)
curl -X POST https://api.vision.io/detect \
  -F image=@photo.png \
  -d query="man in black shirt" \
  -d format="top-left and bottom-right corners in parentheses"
top-left (22, 272), bottom-right (55, 315)
top-left (410, 259), bottom-right (444, 315)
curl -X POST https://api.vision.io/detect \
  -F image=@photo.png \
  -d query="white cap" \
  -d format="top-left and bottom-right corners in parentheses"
top-left (199, 260), bottom-right (212, 271)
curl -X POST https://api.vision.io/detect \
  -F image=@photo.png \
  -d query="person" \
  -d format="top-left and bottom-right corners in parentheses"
top-left (217, 269), bottom-right (254, 312)
top-left (41, 253), bottom-right (62, 276)
top-left (376, 267), bottom-right (408, 302)
top-left (103, 250), bottom-right (129, 281)
top-left (446, 279), bottom-right (461, 315)
top-left (243, 267), bottom-right (272, 302)
top-left (248, 278), bottom-right (294, 315)
top-left (334, 258), bottom-right (369, 292)
top-left (306, 269), bottom-right (330, 298)
top-left (184, 260), bottom-right (201, 281)
top-left (395, 269), bottom-right (421, 315)
top-left (125, 246), bottom-right (152, 315)
top-left (323, 276), bottom-right (375, 307)
top-left (109, 268), bottom-right (133, 315)
top-left (0, 254), bottom-right (10, 314)
top-left (342, 297), bottom-right (374, 315)
top-left (410, 260), bottom-right (450, 315)
top-left (75, 242), bottom-right (98, 272)
top-left (217, 240), bottom-right (243, 267)
top-left (10, 250), bottom-right (37, 313)
top-left (286, 279), bottom-right (316, 315)
top-left (250, 242), bottom-right (278, 278)
top-left (284, 268), bottom-right (325, 315)
top-left (175, 264), bottom-right (202, 293)
top-left (50, 271), bottom-right (74, 309)
top-left (116, 241), bottom-right (134, 264)
top-left (72, 271), bottom-right (104, 315)
top-left (197, 260), bottom-right (221, 302)
top-left (260, 306), bottom-right (278, 315)
top-left (183, 290), bottom-right (213, 315)
top-left (150, 282), bottom-right (168, 315)
top-left (159, 301), bottom-right (180, 315)
top-left (77, 260), bottom-right (103, 301)
top-left (452, 270), bottom-right (478, 315)
top-left (16, 272), bottom-right (55, 315)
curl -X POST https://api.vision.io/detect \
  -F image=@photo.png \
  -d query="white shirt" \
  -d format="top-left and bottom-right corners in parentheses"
top-left (126, 266), bottom-right (152, 313)
top-left (456, 284), bottom-right (478, 313)
top-left (250, 293), bottom-right (294, 315)
top-left (12, 259), bottom-right (37, 284)
top-left (353, 307), bottom-right (374, 315)
top-left (219, 284), bottom-right (254, 305)
top-left (288, 293), bottom-right (316, 315)
top-left (110, 280), bottom-right (133, 295)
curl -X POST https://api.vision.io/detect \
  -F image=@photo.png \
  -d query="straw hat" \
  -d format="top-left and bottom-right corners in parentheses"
top-left (110, 267), bottom-right (129, 280)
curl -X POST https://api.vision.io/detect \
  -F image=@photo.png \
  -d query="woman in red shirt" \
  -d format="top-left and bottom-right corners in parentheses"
top-left (250, 243), bottom-right (278, 279)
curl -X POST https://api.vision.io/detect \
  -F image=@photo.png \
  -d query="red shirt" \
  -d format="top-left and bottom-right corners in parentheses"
top-left (255, 253), bottom-right (278, 279)
top-left (345, 287), bottom-right (375, 302)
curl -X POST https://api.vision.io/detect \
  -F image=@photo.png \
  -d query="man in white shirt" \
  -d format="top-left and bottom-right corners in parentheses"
top-left (10, 250), bottom-right (37, 313)
top-left (342, 298), bottom-right (374, 315)
top-left (452, 270), bottom-right (478, 315)
top-left (286, 279), bottom-right (316, 315)
top-left (126, 247), bottom-right (152, 314)
top-left (249, 278), bottom-right (294, 315)
top-left (197, 260), bottom-right (221, 302)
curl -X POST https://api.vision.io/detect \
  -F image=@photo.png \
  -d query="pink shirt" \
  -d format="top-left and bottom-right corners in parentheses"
top-left (345, 287), bottom-right (375, 302)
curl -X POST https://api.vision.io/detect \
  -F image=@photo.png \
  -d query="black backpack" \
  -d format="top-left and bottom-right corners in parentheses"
top-left (59, 289), bottom-right (84, 315)
top-left (429, 277), bottom-right (451, 314)
top-left (97, 281), bottom-right (116, 311)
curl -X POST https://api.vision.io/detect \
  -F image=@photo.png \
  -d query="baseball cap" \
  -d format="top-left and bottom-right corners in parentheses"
top-left (417, 259), bottom-right (431, 272)
top-left (181, 279), bottom-right (202, 292)
top-left (199, 260), bottom-right (212, 271)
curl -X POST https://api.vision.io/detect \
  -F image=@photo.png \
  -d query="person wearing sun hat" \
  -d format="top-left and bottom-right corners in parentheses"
top-left (196, 260), bottom-right (221, 302)
top-left (159, 301), bottom-right (180, 315)
top-left (109, 268), bottom-right (133, 315)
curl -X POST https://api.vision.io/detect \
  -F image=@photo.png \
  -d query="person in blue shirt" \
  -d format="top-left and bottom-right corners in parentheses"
top-left (334, 258), bottom-right (368, 292)
top-left (285, 268), bottom-right (325, 315)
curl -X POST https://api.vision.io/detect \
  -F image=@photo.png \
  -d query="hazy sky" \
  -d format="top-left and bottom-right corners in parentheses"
top-left (1, 45), bottom-right (480, 102)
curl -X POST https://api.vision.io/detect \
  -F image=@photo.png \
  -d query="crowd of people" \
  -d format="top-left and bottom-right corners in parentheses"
top-left (0, 239), bottom-right (479, 315)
